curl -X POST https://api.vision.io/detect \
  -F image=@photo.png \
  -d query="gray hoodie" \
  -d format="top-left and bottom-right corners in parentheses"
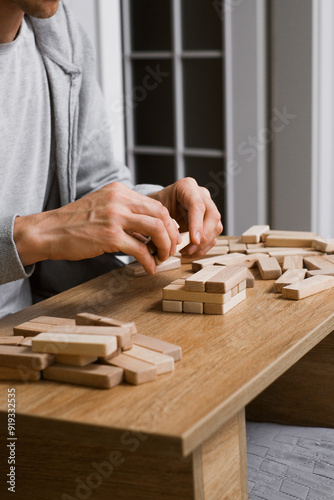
top-left (0, 1), bottom-right (161, 303)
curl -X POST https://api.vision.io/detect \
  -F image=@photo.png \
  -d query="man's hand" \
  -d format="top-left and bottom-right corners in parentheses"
top-left (14, 182), bottom-right (181, 274)
top-left (149, 177), bottom-right (223, 259)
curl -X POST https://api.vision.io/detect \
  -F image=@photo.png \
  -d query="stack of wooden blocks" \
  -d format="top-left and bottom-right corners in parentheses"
top-left (161, 225), bottom-right (334, 313)
top-left (0, 313), bottom-right (181, 388)
top-left (163, 265), bottom-right (248, 315)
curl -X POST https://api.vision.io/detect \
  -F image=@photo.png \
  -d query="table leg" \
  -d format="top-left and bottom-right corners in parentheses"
top-left (0, 410), bottom-right (248, 499)
top-left (192, 409), bottom-right (248, 500)
top-left (247, 329), bottom-right (334, 428)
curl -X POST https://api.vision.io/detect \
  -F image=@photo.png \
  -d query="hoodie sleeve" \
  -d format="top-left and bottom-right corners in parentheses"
top-left (0, 215), bottom-right (34, 285)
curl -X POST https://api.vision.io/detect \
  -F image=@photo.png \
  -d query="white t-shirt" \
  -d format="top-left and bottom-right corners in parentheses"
top-left (0, 16), bottom-right (52, 318)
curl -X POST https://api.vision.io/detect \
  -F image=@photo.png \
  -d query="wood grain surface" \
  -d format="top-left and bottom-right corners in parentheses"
top-left (0, 263), bottom-right (333, 457)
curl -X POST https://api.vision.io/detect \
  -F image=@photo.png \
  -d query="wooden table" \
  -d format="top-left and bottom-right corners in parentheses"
top-left (0, 264), bottom-right (334, 499)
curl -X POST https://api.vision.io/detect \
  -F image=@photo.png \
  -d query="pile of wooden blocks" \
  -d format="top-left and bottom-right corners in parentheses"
top-left (161, 225), bottom-right (334, 313)
top-left (0, 313), bottom-right (181, 388)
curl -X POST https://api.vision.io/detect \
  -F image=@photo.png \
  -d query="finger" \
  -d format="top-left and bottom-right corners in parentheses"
top-left (118, 232), bottom-right (157, 274)
top-left (201, 205), bottom-right (222, 247)
top-left (125, 214), bottom-right (173, 263)
top-left (128, 197), bottom-right (180, 255)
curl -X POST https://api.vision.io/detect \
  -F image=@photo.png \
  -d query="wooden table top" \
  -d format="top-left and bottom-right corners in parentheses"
top-left (0, 264), bottom-right (334, 456)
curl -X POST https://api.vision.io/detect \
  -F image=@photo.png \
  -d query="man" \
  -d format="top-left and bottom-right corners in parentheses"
top-left (0, 0), bottom-right (222, 318)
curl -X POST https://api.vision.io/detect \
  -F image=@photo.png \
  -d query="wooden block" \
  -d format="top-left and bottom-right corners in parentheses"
top-left (192, 252), bottom-right (266, 272)
top-left (282, 275), bottom-right (334, 300)
top-left (175, 231), bottom-right (190, 253)
top-left (32, 333), bottom-right (117, 358)
top-left (47, 325), bottom-right (132, 350)
top-left (246, 243), bottom-right (264, 249)
top-left (246, 269), bottom-right (255, 288)
top-left (0, 366), bottom-right (40, 381)
top-left (231, 286), bottom-right (238, 297)
top-left (268, 249), bottom-right (321, 265)
top-left (258, 257), bottom-right (282, 280)
top-left (75, 312), bottom-right (137, 335)
top-left (306, 269), bottom-right (334, 277)
top-left (215, 238), bottom-right (229, 246)
top-left (163, 282), bottom-right (232, 304)
top-left (183, 301), bottom-right (203, 314)
top-left (303, 256), bottom-right (334, 270)
top-left (325, 255), bottom-right (334, 264)
top-left (19, 337), bottom-right (34, 346)
top-left (192, 252), bottom-right (246, 271)
top-left (262, 230), bottom-right (317, 242)
top-left (55, 354), bottom-right (98, 367)
top-left (125, 256), bottom-right (181, 277)
top-left (132, 334), bottom-right (182, 361)
top-left (185, 265), bottom-right (225, 292)
top-left (123, 345), bottom-right (174, 375)
top-left (229, 243), bottom-right (247, 253)
top-left (266, 235), bottom-right (317, 247)
top-left (312, 238), bottom-right (334, 252)
top-left (204, 290), bottom-right (246, 315)
top-left (43, 363), bottom-right (123, 389)
top-left (0, 345), bottom-right (55, 370)
top-left (103, 353), bottom-right (157, 384)
top-left (181, 245), bottom-right (229, 264)
top-left (282, 255), bottom-right (304, 272)
top-left (162, 300), bottom-right (183, 313)
top-left (0, 336), bottom-right (24, 346)
top-left (205, 266), bottom-right (248, 293)
top-left (13, 321), bottom-right (54, 337)
top-left (238, 280), bottom-right (246, 293)
top-left (241, 225), bottom-right (270, 243)
top-left (273, 269), bottom-right (307, 293)
top-left (33, 316), bottom-right (75, 326)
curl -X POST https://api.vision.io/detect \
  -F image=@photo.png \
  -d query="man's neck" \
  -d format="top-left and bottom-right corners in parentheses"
top-left (0, 1), bottom-right (24, 44)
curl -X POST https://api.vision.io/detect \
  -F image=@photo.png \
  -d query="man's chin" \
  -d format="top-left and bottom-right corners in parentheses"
top-left (11, 0), bottom-right (60, 19)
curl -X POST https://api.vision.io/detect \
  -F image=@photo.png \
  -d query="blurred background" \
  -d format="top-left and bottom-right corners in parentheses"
top-left (70, 0), bottom-right (334, 237)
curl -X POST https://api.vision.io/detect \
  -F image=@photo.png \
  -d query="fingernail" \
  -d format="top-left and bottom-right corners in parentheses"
top-left (177, 233), bottom-right (182, 244)
top-left (187, 244), bottom-right (198, 255)
top-left (194, 232), bottom-right (201, 245)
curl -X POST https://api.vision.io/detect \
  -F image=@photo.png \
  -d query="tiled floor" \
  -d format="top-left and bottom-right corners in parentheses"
top-left (247, 422), bottom-right (334, 499)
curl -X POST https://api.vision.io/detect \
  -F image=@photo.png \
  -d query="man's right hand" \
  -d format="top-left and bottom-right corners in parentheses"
top-left (13, 182), bottom-right (181, 274)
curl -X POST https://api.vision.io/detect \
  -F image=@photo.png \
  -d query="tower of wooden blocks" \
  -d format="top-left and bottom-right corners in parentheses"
top-left (162, 265), bottom-right (248, 315)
